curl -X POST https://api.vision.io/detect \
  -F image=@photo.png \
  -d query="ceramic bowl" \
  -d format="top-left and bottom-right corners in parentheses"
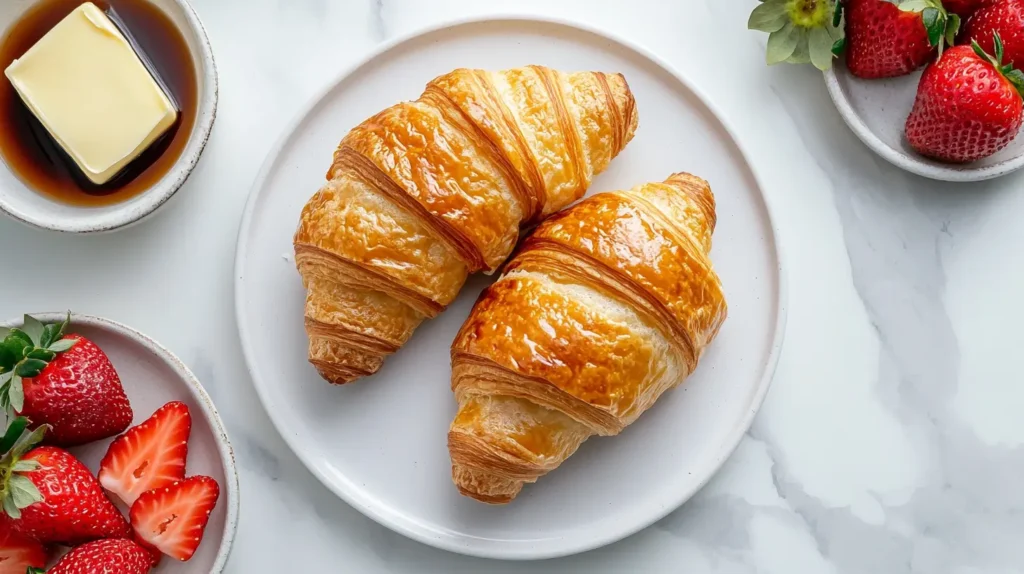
top-left (2, 312), bottom-right (238, 572)
top-left (0, 0), bottom-right (218, 232)
top-left (825, 62), bottom-right (1024, 182)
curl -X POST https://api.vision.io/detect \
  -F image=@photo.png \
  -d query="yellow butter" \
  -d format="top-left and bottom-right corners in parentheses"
top-left (4, 2), bottom-right (177, 185)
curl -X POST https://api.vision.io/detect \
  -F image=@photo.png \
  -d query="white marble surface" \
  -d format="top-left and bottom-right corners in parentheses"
top-left (1, 0), bottom-right (1022, 571)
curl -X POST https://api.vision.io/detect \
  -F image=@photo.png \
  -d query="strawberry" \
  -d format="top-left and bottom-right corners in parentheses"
top-left (962, 0), bottom-right (1024, 66)
top-left (906, 36), bottom-right (1024, 162)
top-left (48, 539), bottom-right (152, 574)
top-left (130, 475), bottom-right (219, 562)
top-left (99, 401), bottom-right (191, 507)
top-left (0, 421), bottom-right (130, 545)
top-left (943, 0), bottom-right (994, 17)
top-left (0, 517), bottom-right (45, 574)
top-left (0, 314), bottom-right (132, 446)
top-left (844, 0), bottom-right (956, 79)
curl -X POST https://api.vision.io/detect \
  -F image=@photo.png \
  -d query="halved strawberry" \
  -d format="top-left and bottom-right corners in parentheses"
top-left (99, 402), bottom-right (191, 507)
top-left (130, 476), bottom-right (219, 562)
top-left (0, 517), bottom-right (45, 574)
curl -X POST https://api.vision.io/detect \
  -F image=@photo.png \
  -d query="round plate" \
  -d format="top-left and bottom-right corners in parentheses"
top-left (3, 313), bottom-right (238, 572)
top-left (0, 0), bottom-right (218, 233)
top-left (235, 16), bottom-right (786, 560)
top-left (825, 62), bottom-right (1024, 182)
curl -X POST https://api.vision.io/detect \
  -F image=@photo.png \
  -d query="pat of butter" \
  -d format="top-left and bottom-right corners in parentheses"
top-left (4, 2), bottom-right (177, 185)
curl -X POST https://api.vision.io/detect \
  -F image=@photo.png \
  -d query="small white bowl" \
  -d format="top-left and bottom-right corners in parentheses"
top-left (825, 62), bottom-right (1024, 182)
top-left (2, 312), bottom-right (239, 573)
top-left (0, 0), bottom-right (218, 232)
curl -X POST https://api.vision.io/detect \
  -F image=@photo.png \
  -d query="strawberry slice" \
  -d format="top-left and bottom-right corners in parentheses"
top-left (0, 517), bottom-right (45, 574)
top-left (130, 476), bottom-right (219, 562)
top-left (99, 401), bottom-right (191, 507)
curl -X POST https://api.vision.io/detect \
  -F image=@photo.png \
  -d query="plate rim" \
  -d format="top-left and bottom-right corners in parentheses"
top-left (824, 65), bottom-right (1024, 183)
top-left (2, 312), bottom-right (240, 573)
top-left (233, 14), bottom-right (789, 560)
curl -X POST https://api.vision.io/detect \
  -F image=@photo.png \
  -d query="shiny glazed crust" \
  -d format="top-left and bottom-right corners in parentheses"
top-left (293, 66), bottom-right (638, 384)
top-left (448, 173), bottom-right (727, 503)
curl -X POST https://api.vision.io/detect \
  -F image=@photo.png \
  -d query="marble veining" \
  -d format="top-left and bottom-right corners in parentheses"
top-left (0, 0), bottom-right (1020, 572)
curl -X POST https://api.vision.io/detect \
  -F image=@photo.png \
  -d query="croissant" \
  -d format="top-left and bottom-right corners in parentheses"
top-left (293, 66), bottom-right (638, 384)
top-left (448, 173), bottom-right (727, 503)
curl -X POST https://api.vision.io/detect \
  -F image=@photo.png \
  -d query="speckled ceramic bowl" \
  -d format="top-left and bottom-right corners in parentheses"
top-left (2, 312), bottom-right (238, 572)
top-left (825, 61), bottom-right (1024, 182)
top-left (0, 0), bottom-right (218, 232)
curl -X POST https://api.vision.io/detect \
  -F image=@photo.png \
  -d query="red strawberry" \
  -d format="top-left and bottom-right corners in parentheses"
top-left (49, 539), bottom-right (152, 574)
top-left (0, 518), bottom-right (45, 574)
top-left (906, 38), bottom-right (1024, 162)
top-left (99, 402), bottom-right (191, 507)
top-left (0, 314), bottom-right (132, 446)
top-left (844, 0), bottom-right (949, 78)
top-left (130, 476), bottom-right (219, 562)
top-left (944, 0), bottom-right (994, 17)
top-left (962, 0), bottom-right (1024, 66)
top-left (0, 440), bottom-right (130, 545)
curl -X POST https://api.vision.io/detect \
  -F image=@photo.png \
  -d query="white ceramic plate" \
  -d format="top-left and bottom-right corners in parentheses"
top-left (825, 62), bottom-right (1024, 182)
top-left (235, 16), bottom-right (786, 560)
top-left (0, 0), bottom-right (218, 232)
top-left (2, 313), bottom-right (238, 572)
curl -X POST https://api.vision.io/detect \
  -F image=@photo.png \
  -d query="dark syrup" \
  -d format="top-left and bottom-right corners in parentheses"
top-left (0, 0), bottom-right (198, 206)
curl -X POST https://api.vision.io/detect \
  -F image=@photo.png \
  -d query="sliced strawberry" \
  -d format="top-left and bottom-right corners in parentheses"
top-left (130, 476), bottom-right (219, 562)
top-left (99, 402), bottom-right (191, 507)
top-left (0, 517), bottom-right (45, 574)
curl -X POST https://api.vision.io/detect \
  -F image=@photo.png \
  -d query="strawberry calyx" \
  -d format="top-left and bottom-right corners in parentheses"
top-left (0, 418), bottom-right (46, 521)
top-left (748, 0), bottom-right (846, 71)
top-left (895, 0), bottom-right (961, 56)
top-left (971, 32), bottom-right (1024, 99)
top-left (0, 313), bottom-right (78, 416)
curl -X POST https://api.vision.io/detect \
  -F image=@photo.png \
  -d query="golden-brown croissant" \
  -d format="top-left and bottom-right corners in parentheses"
top-left (293, 66), bottom-right (638, 384)
top-left (448, 173), bottom-right (727, 503)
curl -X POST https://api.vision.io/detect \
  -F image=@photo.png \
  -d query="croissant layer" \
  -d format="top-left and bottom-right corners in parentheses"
top-left (294, 66), bottom-right (637, 384)
top-left (449, 173), bottom-right (727, 503)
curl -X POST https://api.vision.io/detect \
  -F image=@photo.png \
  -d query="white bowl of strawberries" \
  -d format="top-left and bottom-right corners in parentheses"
top-left (826, 0), bottom-right (1024, 181)
top-left (0, 313), bottom-right (238, 573)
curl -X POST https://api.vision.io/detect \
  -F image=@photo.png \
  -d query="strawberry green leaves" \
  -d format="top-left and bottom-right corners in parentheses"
top-left (749, 0), bottom-right (845, 71)
top-left (0, 418), bottom-right (46, 519)
top-left (0, 313), bottom-right (78, 416)
top-left (921, 8), bottom-right (944, 45)
top-left (945, 13), bottom-right (962, 49)
top-left (749, 1), bottom-right (789, 31)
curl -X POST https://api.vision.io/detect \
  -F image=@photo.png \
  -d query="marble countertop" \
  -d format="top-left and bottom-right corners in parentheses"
top-left (1, 0), bottom-right (1021, 572)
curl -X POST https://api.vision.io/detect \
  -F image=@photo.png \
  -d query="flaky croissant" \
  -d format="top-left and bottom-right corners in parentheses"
top-left (293, 66), bottom-right (638, 384)
top-left (448, 173), bottom-right (727, 503)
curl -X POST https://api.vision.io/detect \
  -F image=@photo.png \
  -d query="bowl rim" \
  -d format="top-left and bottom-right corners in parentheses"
top-left (0, 0), bottom-right (219, 233)
top-left (2, 311), bottom-right (240, 573)
top-left (824, 65), bottom-right (1024, 183)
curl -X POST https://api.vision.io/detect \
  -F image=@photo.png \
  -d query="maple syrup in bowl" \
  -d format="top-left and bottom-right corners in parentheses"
top-left (0, 0), bottom-right (217, 232)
